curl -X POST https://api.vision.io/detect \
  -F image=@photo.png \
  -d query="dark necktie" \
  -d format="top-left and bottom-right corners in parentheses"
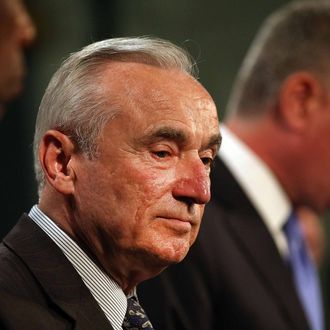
top-left (123, 296), bottom-right (154, 330)
top-left (283, 212), bottom-right (323, 330)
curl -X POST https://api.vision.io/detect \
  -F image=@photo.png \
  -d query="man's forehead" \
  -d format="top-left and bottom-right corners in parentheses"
top-left (100, 60), bottom-right (218, 133)
top-left (101, 61), bottom-right (198, 93)
top-left (101, 64), bottom-right (212, 111)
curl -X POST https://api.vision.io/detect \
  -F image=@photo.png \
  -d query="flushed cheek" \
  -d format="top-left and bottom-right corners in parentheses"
top-left (116, 177), bottom-right (173, 235)
top-left (129, 168), bottom-right (176, 205)
top-left (137, 163), bottom-right (176, 184)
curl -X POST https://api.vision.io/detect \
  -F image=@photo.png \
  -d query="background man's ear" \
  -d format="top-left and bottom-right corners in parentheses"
top-left (277, 72), bottom-right (323, 131)
top-left (39, 130), bottom-right (76, 195)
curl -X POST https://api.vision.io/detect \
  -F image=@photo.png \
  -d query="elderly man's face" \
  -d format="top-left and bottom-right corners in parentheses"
top-left (0, 0), bottom-right (35, 115)
top-left (72, 62), bottom-right (220, 273)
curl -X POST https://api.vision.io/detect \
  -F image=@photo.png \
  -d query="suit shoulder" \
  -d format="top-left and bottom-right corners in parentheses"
top-left (0, 242), bottom-right (46, 302)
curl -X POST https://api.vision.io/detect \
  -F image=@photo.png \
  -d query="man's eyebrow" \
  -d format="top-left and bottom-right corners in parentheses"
top-left (139, 127), bottom-right (222, 151)
top-left (202, 133), bottom-right (222, 153)
top-left (139, 127), bottom-right (188, 145)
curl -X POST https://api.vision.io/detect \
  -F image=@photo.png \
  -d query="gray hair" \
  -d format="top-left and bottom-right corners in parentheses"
top-left (34, 36), bottom-right (198, 194)
top-left (226, 0), bottom-right (330, 118)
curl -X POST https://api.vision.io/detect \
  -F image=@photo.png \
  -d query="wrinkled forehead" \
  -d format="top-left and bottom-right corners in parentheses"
top-left (101, 61), bottom-right (218, 136)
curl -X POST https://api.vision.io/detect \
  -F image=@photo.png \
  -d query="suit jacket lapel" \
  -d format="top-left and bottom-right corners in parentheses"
top-left (211, 156), bottom-right (259, 217)
top-left (3, 215), bottom-right (113, 330)
top-left (211, 157), bottom-right (309, 329)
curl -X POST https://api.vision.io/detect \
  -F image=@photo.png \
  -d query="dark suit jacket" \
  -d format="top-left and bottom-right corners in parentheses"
top-left (0, 214), bottom-right (114, 329)
top-left (138, 157), bottom-right (311, 330)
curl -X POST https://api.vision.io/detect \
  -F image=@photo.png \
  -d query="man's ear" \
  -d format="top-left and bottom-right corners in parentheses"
top-left (277, 72), bottom-right (323, 131)
top-left (39, 130), bottom-right (76, 195)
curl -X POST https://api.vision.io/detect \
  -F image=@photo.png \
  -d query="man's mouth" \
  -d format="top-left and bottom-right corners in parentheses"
top-left (156, 216), bottom-right (193, 233)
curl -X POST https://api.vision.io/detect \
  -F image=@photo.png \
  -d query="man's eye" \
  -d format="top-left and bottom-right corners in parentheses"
top-left (153, 150), bottom-right (171, 158)
top-left (201, 157), bottom-right (214, 168)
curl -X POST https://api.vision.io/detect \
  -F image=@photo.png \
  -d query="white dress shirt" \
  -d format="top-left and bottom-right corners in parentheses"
top-left (29, 205), bottom-right (128, 330)
top-left (219, 125), bottom-right (291, 257)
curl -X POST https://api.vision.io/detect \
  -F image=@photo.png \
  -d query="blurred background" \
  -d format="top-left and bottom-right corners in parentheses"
top-left (1, 0), bottom-right (330, 298)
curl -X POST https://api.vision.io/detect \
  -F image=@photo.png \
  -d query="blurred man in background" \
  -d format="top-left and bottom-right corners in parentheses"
top-left (0, 0), bottom-right (36, 119)
top-left (139, 1), bottom-right (330, 329)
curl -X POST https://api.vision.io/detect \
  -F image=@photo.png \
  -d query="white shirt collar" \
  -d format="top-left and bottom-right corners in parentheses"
top-left (219, 125), bottom-right (291, 256)
top-left (29, 205), bottom-right (127, 330)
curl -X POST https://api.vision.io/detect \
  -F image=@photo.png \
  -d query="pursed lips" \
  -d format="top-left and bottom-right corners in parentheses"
top-left (156, 214), bottom-right (196, 225)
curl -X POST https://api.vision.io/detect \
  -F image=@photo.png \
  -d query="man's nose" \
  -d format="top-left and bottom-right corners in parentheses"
top-left (172, 158), bottom-right (211, 205)
top-left (17, 3), bottom-right (36, 47)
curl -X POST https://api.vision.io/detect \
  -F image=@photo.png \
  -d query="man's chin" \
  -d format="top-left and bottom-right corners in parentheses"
top-left (143, 254), bottom-right (185, 280)
top-left (145, 242), bottom-right (190, 269)
top-left (129, 236), bottom-right (191, 279)
top-left (1, 76), bottom-right (25, 104)
top-left (9, 80), bottom-right (24, 99)
top-left (0, 87), bottom-right (21, 120)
